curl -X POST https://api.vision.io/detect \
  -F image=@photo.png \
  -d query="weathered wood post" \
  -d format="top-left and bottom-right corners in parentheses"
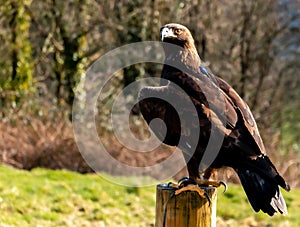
top-left (155, 184), bottom-right (217, 227)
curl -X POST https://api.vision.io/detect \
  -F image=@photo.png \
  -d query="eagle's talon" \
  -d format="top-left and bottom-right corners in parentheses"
top-left (197, 179), bottom-right (228, 192)
top-left (167, 182), bottom-right (179, 189)
top-left (177, 176), bottom-right (190, 184)
top-left (219, 181), bottom-right (227, 193)
top-left (204, 191), bottom-right (211, 206)
top-left (167, 182), bottom-right (174, 187)
top-left (178, 177), bottom-right (197, 188)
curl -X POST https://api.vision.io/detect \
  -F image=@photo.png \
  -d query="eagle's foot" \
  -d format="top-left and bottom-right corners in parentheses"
top-left (196, 179), bottom-right (227, 193)
top-left (168, 177), bottom-right (211, 205)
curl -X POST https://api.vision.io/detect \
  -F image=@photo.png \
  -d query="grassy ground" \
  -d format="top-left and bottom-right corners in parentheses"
top-left (0, 165), bottom-right (299, 227)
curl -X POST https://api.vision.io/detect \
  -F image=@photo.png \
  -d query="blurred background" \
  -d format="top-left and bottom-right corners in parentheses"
top-left (0, 0), bottom-right (299, 187)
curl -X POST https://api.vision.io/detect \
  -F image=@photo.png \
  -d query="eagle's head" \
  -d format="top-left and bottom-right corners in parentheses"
top-left (160, 23), bottom-right (195, 48)
top-left (160, 23), bottom-right (200, 67)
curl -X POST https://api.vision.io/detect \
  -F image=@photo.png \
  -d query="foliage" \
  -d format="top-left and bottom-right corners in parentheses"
top-left (0, 117), bottom-right (91, 172)
top-left (0, 165), bottom-right (299, 226)
top-left (0, 0), bottom-right (298, 118)
top-left (0, 0), bottom-right (34, 107)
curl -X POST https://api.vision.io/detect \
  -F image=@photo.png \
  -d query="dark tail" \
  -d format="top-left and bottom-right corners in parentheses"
top-left (235, 155), bottom-right (290, 216)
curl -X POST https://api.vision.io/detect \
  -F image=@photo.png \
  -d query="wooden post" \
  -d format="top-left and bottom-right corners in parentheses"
top-left (155, 184), bottom-right (217, 227)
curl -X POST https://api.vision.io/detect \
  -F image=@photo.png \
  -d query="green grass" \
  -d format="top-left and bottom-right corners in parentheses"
top-left (0, 165), bottom-right (299, 227)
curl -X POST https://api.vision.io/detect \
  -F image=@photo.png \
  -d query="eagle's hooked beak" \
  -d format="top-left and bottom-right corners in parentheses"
top-left (160, 27), bottom-right (177, 41)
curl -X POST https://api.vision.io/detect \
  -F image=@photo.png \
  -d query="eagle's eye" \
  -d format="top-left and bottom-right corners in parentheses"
top-left (174, 28), bottom-right (182, 35)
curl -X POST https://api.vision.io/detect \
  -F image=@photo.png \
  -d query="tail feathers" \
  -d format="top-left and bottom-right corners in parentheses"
top-left (236, 162), bottom-right (289, 216)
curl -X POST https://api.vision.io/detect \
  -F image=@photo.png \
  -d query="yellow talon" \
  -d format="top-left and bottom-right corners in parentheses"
top-left (166, 177), bottom-right (227, 206)
top-left (196, 180), bottom-right (227, 192)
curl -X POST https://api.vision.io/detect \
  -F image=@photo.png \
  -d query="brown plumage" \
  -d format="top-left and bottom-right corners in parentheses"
top-left (138, 23), bottom-right (290, 216)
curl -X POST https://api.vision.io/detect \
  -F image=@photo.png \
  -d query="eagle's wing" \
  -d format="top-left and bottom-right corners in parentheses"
top-left (138, 82), bottom-right (202, 152)
top-left (139, 66), bottom-right (266, 159)
top-left (162, 68), bottom-right (266, 157)
top-left (215, 76), bottom-right (266, 154)
top-left (138, 85), bottom-right (180, 146)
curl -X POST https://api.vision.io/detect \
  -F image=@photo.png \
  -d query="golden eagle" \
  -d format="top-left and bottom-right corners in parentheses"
top-left (138, 23), bottom-right (290, 215)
